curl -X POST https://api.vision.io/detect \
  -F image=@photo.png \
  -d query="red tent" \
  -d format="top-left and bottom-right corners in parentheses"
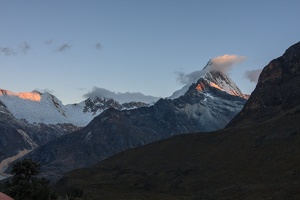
top-left (0, 192), bottom-right (13, 200)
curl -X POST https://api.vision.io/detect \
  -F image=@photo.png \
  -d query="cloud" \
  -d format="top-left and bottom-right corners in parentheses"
top-left (44, 39), bottom-right (53, 45)
top-left (176, 71), bottom-right (187, 84)
top-left (77, 87), bottom-right (87, 91)
top-left (83, 87), bottom-right (114, 99)
top-left (19, 42), bottom-right (31, 54)
top-left (0, 47), bottom-right (16, 56)
top-left (176, 70), bottom-right (205, 85)
top-left (244, 69), bottom-right (262, 83)
top-left (95, 42), bottom-right (102, 50)
top-left (83, 87), bottom-right (159, 104)
top-left (176, 54), bottom-right (246, 85)
top-left (34, 88), bottom-right (54, 94)
top-left (56, 43), bottom-right (72, 52)
top-left (0, 42), bottom-right (31, 56)
top-left (207, 54), bottom-right (246, 74)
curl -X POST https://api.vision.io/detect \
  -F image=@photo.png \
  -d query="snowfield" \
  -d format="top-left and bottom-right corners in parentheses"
top-left (0, 91), bottom-right (102, 126)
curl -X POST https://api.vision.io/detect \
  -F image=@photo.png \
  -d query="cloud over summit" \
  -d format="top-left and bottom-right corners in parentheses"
top-left (176, 54), bottom-right (246, 85)
top-left (207, 54), bottom-right (246, 74)
top-left (34, 88), bottom-right (54, 94)
top-left (83, 87), bottom-right (159, 104)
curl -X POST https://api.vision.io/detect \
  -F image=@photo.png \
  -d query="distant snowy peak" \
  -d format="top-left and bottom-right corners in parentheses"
top-left (81, 96), bottom-right (151, 114)
top-left (0, 89), bottom-right (41, 101)
top-left (0, 89), bottom-right (73, 125)
top-left (170, 62), bottom-right (247, 99)
top-left (82, 96), bottom-right (122, 114)
top-left (0, 88), bottom-right (151, 127)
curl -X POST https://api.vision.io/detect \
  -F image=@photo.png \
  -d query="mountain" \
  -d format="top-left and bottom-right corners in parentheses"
top-left (54, 41), bottom-right (300, 199)
top-left (228, 41), bottom-right (300, 126)
top-left (0, 89), bottom-right (151, 178)
top-left (0, 90), bottom-right (151, 127)
top-left (20, 64), bottom-right (247, 181)
top-left (170, 60), bottom-right (247, 100)
top-left (0, 100), bottom-right (79, 180)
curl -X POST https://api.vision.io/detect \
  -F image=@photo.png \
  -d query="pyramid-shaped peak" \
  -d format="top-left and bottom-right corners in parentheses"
top-left (170, 60), bottom-right (247, 99)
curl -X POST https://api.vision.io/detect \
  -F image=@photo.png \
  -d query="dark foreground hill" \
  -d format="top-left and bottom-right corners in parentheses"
top-left (55, 41), bottom-right (300, 199)
top-left (57, 110), bottom-right (300, 200)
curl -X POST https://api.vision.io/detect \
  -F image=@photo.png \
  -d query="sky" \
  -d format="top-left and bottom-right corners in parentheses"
top-left (1, 0), bottom-right (300, 104)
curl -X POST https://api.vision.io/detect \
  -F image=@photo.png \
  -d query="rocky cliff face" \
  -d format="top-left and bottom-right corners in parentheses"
top-left (82, 96), bottom-right (150, 114)
top-left (228, 41), bottom-right (300, 126)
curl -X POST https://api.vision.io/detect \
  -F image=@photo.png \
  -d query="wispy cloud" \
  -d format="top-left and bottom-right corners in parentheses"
top-left (244, 69), bottom-right (262, 83)
top-left (34, 88), bottom-right (54, 94)
top-left (0, 42), bottom-right (31, 56)
top-left (176, 54), bottom-right (246, 85)
top-left (56, 43), bottom-right (72, 52)
top-left (176, 70), bottom-right (204, 85)
top-left (19, 42), bottom-right (31, 54)
top-left (0, 47), bottom-right (16, 56)
top-left (83, 87), bottom-right (159, 103)
top-left (95, 42), bottom-right (102, 50)
top-left (44, 39), bottom-right (53, 45)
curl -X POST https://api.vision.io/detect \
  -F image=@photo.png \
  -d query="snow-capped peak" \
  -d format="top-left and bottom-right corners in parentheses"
top-left (0, 89), bottom-right (41, 101)
top-left (169, 60), bottom-right (247, 99)
top-left (0, 90), bottom-right (73, 125)
top-left (0, 89), bottom-right (115, 126)
top-left (0, 88), bottom-right (153, 127)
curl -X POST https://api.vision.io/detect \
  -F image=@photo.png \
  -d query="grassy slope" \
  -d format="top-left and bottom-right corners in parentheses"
top-left (56, 106), bottom-right (300, 199)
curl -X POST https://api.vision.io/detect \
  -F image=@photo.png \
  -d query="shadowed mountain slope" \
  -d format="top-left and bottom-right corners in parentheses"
top-left (228, 41), bottom-right (300, 126)
top-left (0, 100), bottom-right (78, 178)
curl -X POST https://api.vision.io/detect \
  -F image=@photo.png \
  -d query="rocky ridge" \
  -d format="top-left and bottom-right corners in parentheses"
top-left (228, 41), bottom-right (300, 126)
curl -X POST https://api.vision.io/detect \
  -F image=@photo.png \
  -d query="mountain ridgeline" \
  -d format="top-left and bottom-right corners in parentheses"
top-left (55, 41), bottom-right (300, 199)
top-left (0, 90), bottom-right (153, 178)
top-left (16, 68), bottom-right (247, 180)
top-left (0, 90), bottom-right (152, 126)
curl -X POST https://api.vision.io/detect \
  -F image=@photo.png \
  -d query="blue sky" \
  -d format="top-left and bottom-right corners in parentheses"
top-left (1, 0), bottom-right (299, 104)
